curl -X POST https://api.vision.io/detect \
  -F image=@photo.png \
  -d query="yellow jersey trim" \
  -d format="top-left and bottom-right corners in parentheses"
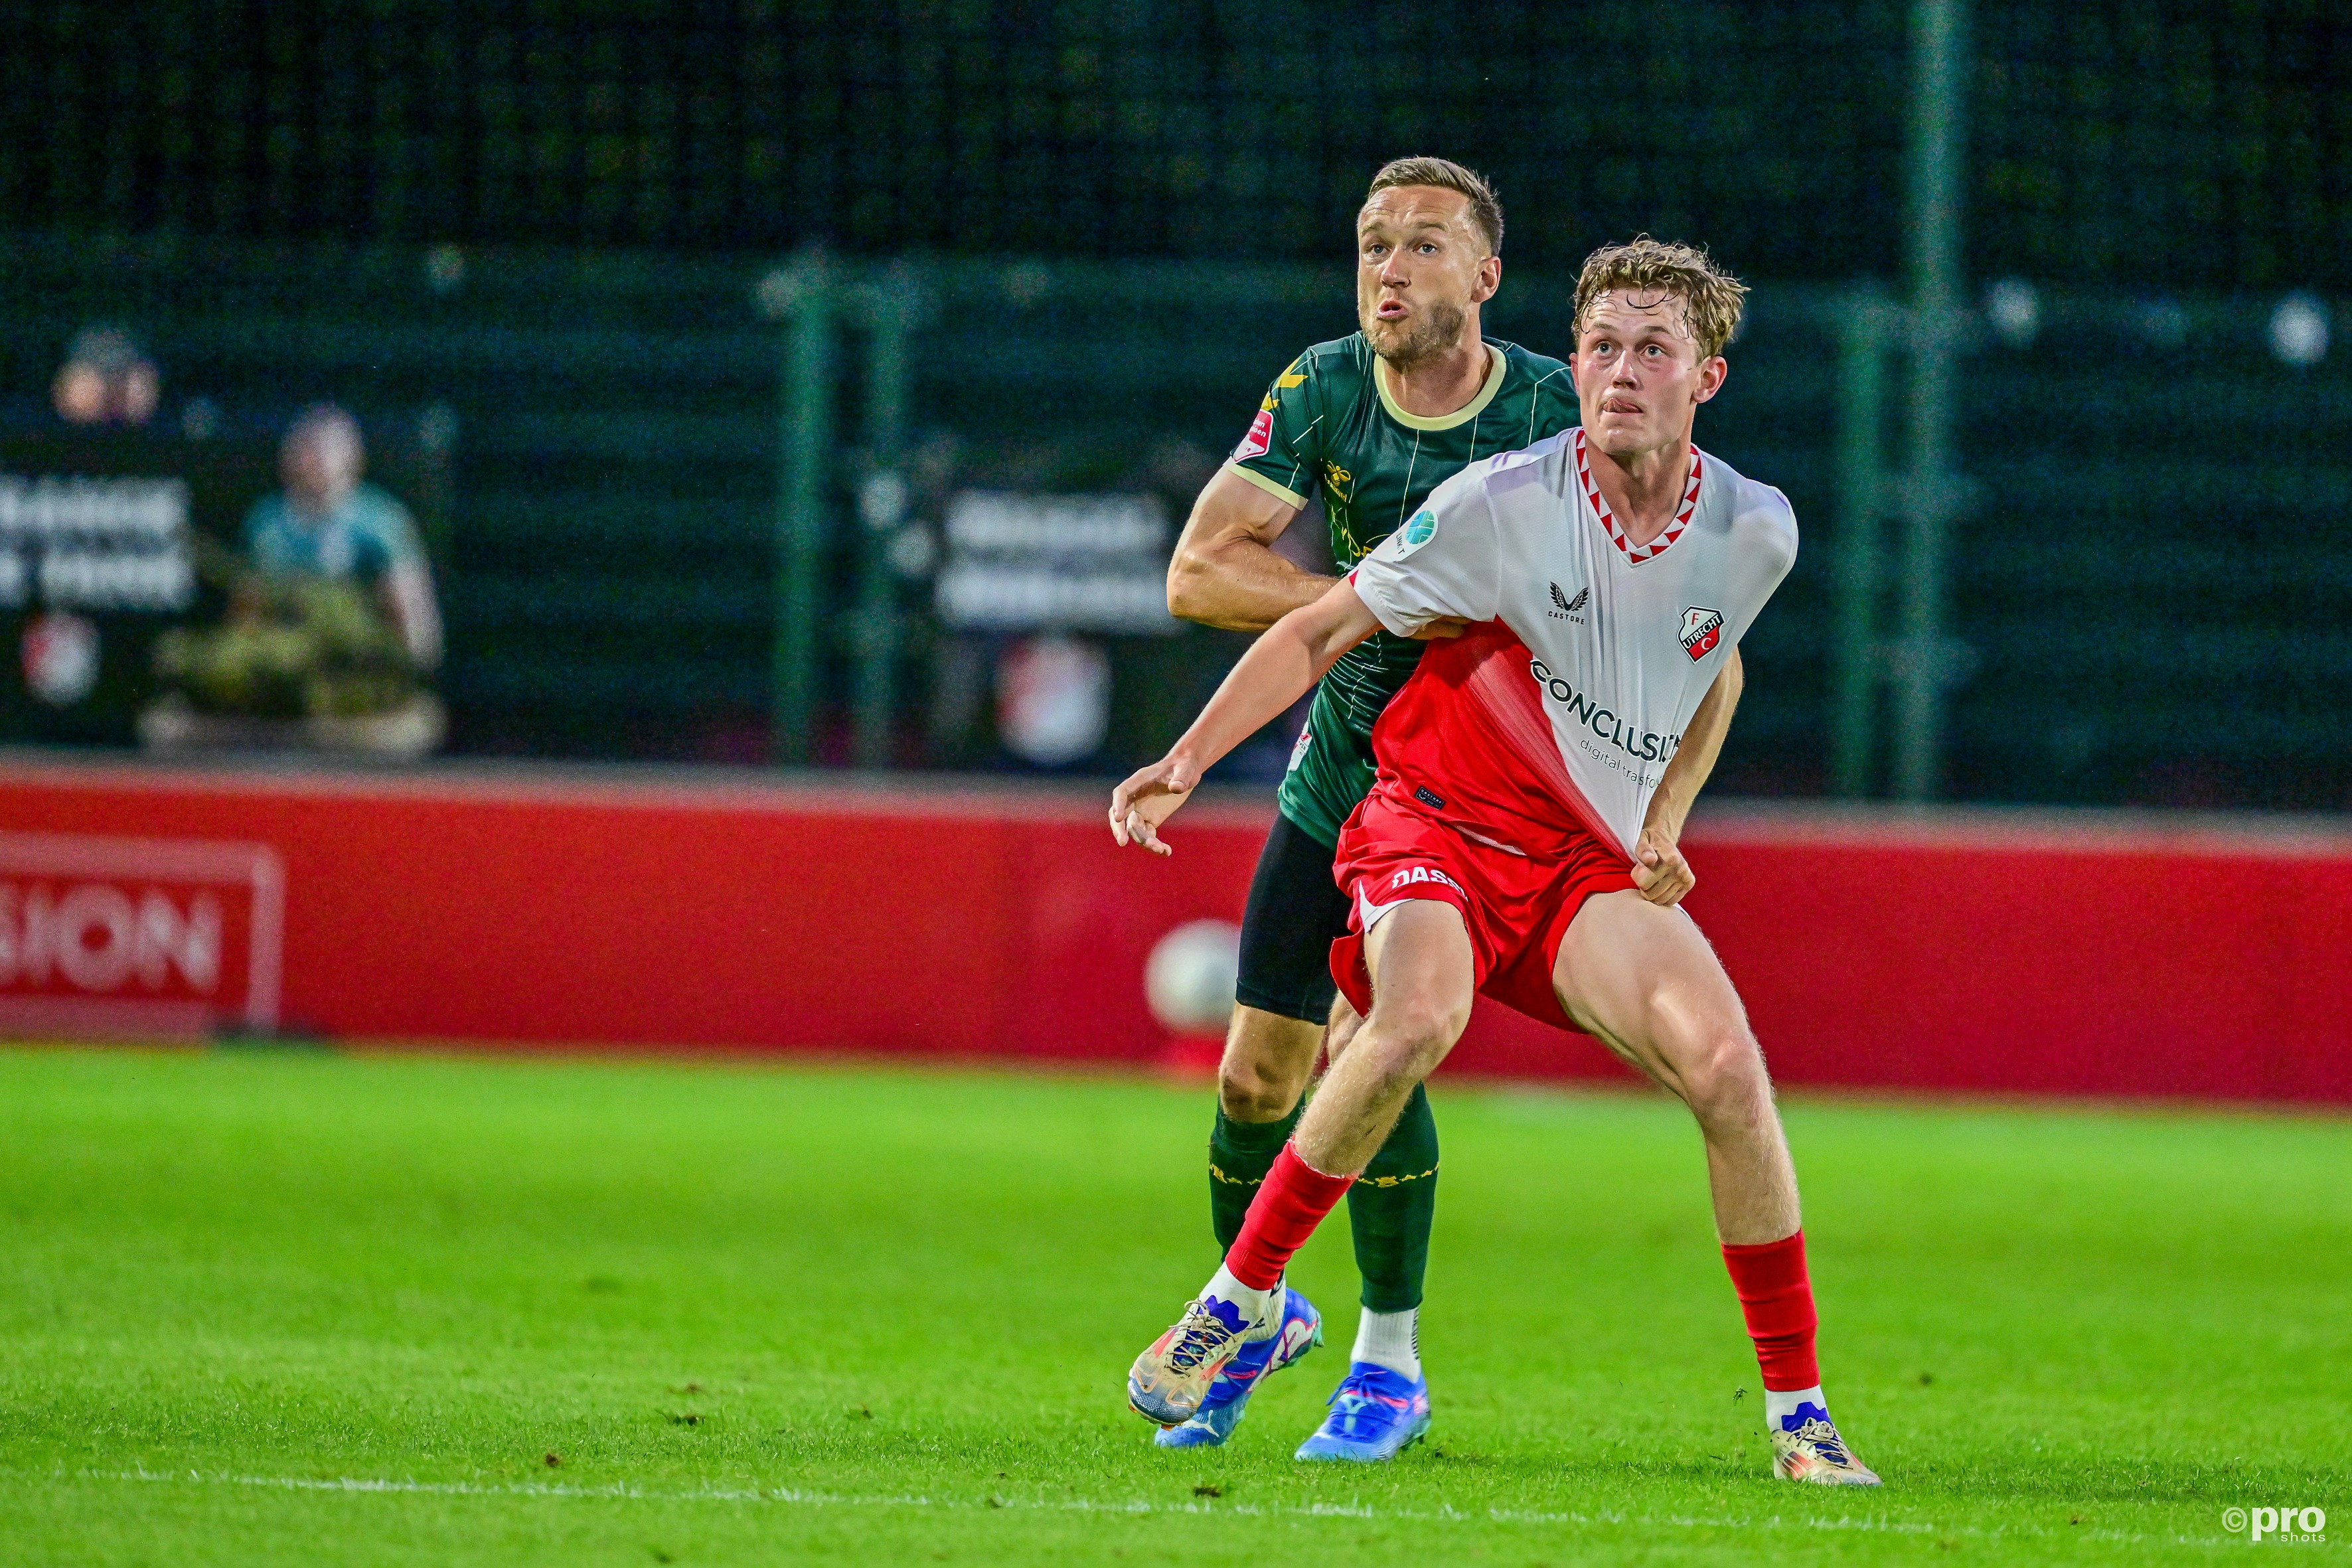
top-left (1374, 343), bottom-right (1506, 432)
top-left (1223, 461), bottom-right (1308, 511)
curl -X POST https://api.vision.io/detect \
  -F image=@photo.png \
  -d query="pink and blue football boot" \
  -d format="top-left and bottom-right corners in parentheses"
top-left (1152, 1286), bottom-right (1322, 1449)
top-left (1770, 1400), bottom-right (1881, 1484)
top-left (1293, 1361), bottom-right (1432, 1461)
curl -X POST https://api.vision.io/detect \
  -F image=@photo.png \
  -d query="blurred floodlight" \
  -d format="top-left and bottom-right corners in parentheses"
top-left (2134, 297), bottom-right (2188, 351)
top-left (858, 471), bottom-right (910, 530)
top-left (1145, 919), bottom-right (1241, 1035)
top-left (886, 524), bottom-right (939, 579)
top-left (1984, 279), bottom-right (2039, 348)
top-left (994, 634), bottom-right (1110, 765)
top-left (2269, 293), bottom-right (2329, 367)
top-left (424, 244), bottom-right (466, 295)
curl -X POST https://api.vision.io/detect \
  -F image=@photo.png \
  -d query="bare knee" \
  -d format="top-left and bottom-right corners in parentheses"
top-left (1668, 1022), bottom-right (1773, 1131)
top-left (1362, 992), bottom-right (1470, 1088)
top-left (1216, 1009), bottom-right (1318, 1122)
top-left (1218, 1056), bottom-right (1301, 1122)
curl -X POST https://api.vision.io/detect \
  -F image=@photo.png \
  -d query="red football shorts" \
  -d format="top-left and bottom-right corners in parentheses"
top-left (1328, 779), bottom-right (1637, 1034)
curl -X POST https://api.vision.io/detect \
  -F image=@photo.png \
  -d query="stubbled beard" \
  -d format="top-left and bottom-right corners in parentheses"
top-left (1362, 299), bottom-right (1467, 370)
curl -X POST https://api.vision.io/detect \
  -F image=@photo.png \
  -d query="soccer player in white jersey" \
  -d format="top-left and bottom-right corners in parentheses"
top-left (1109, 238), bottom-right (1878, 1484)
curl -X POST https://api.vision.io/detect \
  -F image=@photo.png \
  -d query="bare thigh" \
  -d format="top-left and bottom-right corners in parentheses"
top-left (1292, 900), bottom-right (1473, 1175)
top-left (1550, 888), bottom-right (1754, 1097)
top-left (1551, 887), bottom-right (1799, 1243)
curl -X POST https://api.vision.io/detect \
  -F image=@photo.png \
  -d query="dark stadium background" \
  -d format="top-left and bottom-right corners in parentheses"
top-left (2, 11), bottom-right (2349, 1561)
top-left (1, 0), bottom-right (2345, 808)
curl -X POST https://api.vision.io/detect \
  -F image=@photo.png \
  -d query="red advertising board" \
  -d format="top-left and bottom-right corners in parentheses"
top-left (0, 829), bottom-right (281, 1038)
top-left (0, 754), bottom-right (2345, 1103)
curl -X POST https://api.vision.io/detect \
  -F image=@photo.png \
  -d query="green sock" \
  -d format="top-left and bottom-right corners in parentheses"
top-left (1208, 1101), bottom-right (1302, 1251)
top-left (1347, 1083), bottom-right (1439, 1312)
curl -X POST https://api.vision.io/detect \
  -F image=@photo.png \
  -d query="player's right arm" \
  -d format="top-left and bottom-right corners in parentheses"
top-left (1168, 351), bottom-right (1334, 632)
top-left (1111, 580), bottom-right (1383, 856)
top-left (1163, 467), bottom-right (1333, 632)
top-left (1167, 470), bottom-right (1468, 638)
top-left (1170, 349), bottom-right (1466, 638)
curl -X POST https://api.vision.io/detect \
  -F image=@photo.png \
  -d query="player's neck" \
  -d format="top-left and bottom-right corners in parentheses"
top-left (1378, 334), bottom-right (1492, 419)
top-left (1585, 432), bottom-right (1695, 548)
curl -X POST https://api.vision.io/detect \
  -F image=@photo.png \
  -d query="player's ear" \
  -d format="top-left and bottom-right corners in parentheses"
top-left (1471, 254), bottom-right (1502, 304)
top-left (1692, 354), bottom-right (1728, 404)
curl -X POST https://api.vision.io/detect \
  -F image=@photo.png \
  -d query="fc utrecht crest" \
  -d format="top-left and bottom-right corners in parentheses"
top-left (1679, 606), bottom-right (1723, 661)
top-left (1234, 408), bottom-right (1274, 461)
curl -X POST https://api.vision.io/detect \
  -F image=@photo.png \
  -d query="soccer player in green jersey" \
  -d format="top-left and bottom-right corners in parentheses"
top-left (1153, 157), bottom-right (1580, 1458)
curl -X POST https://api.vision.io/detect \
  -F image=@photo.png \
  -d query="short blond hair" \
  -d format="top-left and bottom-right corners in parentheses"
top-left (1363, 157), bottom-right (1504, 256)
top-left (1571, 237), bottom-right (1748, 359)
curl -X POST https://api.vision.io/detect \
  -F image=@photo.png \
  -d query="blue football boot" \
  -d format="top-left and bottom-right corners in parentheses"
top-left (1154, 1286), bottom-right (1322, 1448)
top-left (1293, 1361), bottom-right (1432, 1461)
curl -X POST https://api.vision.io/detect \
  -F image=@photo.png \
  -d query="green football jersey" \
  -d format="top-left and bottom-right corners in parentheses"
top-left (1227, 333), bottom-right (1580, 847)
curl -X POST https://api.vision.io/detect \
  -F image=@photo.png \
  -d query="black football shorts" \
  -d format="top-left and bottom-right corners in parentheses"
top-left (1233, 811), bottom-right (1354, 1025)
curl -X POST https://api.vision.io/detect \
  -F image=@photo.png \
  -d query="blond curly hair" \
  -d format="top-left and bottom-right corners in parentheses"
top-left (1571, 237), bottom-right (1749, 359)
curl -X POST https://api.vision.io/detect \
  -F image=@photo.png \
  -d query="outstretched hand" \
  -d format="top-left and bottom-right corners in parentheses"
top-left (1630, 826), bottom-right (1695, 906)
top-left (1109, 755), bottom-right (1200, 857)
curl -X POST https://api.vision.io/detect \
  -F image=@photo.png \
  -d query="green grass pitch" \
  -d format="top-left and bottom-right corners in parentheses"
top-left (1, 1046), bottom-right (2346, 1565)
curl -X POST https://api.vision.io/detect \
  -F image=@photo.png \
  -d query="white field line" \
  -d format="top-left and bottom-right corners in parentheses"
top-left (32, 1465), bottom-right (2238, 1551)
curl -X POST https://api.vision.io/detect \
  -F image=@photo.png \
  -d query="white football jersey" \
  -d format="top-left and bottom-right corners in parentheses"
top-left (1347, 428), bottom-right (1796, 856)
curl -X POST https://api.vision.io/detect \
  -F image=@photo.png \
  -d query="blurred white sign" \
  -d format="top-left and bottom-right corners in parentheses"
top-left (0, 475), bottom-right (195, 612)
top-left (934, 490), bottom-right (1177, 635)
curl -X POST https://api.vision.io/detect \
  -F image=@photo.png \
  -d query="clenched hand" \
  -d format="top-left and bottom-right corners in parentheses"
top-left (1630, 826), bottom-right (1695, 906)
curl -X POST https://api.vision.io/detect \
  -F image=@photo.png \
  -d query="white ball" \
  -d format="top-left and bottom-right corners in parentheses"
top-left (1145, 919), bottom-right (1241, 1035)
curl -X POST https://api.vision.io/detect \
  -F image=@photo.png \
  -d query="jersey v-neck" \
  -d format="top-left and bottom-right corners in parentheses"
top-left (1575, 429), bottom-right (1701, 565)
top-left (1375, 343), bottom-right (1507, 431)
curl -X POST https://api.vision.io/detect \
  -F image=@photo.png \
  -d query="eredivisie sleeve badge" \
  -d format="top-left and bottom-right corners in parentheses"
top-left (1234, 408), bottom-right (1273, 461)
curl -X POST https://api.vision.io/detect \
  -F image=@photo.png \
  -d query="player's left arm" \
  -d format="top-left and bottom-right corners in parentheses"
top-left (1632, 648), bottom-right (1744, 905)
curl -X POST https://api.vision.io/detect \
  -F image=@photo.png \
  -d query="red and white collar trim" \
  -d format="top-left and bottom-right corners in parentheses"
top-left (1575, 430), bottom-right (1701, 564)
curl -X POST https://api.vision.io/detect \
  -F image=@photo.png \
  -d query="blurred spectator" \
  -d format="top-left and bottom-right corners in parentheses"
top-left (243, 404), bottom-right (441, 668)
top-left (52, 326), bottom-right (161, 426)
top-left (147, 406), bottom-right (443, 754)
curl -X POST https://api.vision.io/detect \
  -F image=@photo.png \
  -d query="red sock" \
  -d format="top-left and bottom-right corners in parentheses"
top-left (1721, 1230), bottom-right (1820, 1391)
top-left (1223, 1143), bottom-right (1354, 1290)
